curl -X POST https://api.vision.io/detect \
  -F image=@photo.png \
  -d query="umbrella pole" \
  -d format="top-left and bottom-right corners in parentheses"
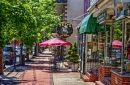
top-left (60, 46), bottom-right (62, 60)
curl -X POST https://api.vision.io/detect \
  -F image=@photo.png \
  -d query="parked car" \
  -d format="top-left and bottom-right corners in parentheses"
top-left (3, 45), bottom-right (14, 62)
top-left (16, 46), bottom-right (20, 57)
top-left (15, 46), bottom-right (27, 56)
top-left (23, 46), bottom-right (26, 56)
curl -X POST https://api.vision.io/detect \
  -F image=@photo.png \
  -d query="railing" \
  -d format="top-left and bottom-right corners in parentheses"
top-left (86, 51), bottom-right (99, 71)
top-left (56, 0), bottom-right (67, 3)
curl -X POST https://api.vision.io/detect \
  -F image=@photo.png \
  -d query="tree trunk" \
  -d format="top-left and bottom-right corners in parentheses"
top-left (20, 43), bottom-right (25, 65)
top-left (26, 47), bottom-right (30, 61)
top-left (26, 53), bottom-right (29, 61)
top-left (35, 43), bottom-right (39, 56)
top-left (34, 45), bottom-right (37, 56)
top-left (0, 49), bottom-right (4, 74)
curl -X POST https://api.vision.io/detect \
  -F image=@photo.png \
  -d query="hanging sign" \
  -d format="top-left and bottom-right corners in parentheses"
top-left (97, 11), bottom-right (106, 23)
top-left (57, 22), bottom-right (73, 38)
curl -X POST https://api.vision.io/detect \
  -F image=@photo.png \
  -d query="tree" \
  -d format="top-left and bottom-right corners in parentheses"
top-left (65, 42), bottom-right (80, 63)
top-left (0, 0), bottom-right (60, 71)
top-left (7, 0), bottom-right (37, 62)
top-left (27, 0), bottom-right (60, 57)
top-left (29, 0), bottom-right (60, 39)
top-left (0, 0), bottom-right (12, 74)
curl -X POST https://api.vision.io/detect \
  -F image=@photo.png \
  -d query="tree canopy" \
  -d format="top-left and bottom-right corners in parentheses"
top-left (0, 0), bottom-right (60, 49)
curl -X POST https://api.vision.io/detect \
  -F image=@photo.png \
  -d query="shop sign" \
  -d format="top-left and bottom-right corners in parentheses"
top-left (88, 42), bottom-right (93, 48)
top-left (57, 22), bottom-right (73, 38)
top-left (97, 12), bottom-right (106, 23)
top-left (88, 42), bottom-right (93, 46)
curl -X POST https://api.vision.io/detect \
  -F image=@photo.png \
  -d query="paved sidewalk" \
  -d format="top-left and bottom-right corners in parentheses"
top-left (0, 49), bottom-right (95, 85)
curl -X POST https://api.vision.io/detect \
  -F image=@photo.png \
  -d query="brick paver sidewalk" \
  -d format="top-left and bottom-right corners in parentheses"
top-left (0, 49), bottom-right (95, 85)
top-left (19, 49), bottom-right (53, 85)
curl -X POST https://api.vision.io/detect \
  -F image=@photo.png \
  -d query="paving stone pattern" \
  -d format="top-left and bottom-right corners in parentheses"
top-left (0, 49), bottom-right (95, 85)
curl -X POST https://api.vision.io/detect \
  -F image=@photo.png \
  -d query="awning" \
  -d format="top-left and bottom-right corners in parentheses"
top-left (79, 14), bottom-right (98, 34)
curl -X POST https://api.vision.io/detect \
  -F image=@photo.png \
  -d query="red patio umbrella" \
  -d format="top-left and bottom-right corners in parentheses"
top-left (39, 38), bottom-right (71, 47)
top-left (112, 40), bottom-right (122, 49)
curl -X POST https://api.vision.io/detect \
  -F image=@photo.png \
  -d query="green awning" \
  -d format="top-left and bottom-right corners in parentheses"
top-left (79, 14), bottom-right (98, 34)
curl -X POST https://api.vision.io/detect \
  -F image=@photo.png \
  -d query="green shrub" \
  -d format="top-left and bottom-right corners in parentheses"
top-left (65, 42), bottom-right (80, 63)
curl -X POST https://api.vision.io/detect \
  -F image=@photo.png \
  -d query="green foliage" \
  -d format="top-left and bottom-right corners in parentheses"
top-left (28, 0), bottom-right (60, 40)
top-left (113, 21), bottom-right (122, 40)
top-left (0, 0), bottom-right (11, 48)
top-left (0, 0), bottom-right (60, 50)
top-left (65, 42), bottom-right (80, 63)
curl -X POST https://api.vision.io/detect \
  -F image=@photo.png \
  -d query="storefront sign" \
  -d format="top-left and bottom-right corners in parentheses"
top-left (57, 22), bottom-right (73, 38)
top-left (97, 11), bottom-right (106, 23)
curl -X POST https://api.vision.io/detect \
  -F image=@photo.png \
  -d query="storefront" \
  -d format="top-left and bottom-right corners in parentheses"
top-left (79, 13), bottom-right (98, 74)
top-left (87, 0), bottom-right (130, 84)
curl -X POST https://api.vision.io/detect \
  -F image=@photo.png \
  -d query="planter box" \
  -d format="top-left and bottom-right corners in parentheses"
top-left (111, 70), bottom-right (130, 85)
top-left (71, 63), bottom-right (79, 72)
top-left (29, 54), bottom-right (33, 59)
top-left (98, 64), bottom-right (111, 81)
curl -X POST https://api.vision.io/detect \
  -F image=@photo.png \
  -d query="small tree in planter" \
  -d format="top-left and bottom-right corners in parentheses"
top-left (65, 42), bottom-right (80, 71)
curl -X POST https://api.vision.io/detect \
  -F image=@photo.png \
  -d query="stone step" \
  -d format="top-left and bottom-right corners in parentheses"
top-left (86, 71), bottom-right (98, 81)
top-left (82, 73), bottom-right (98, 82)
top-left (91, 68), bottom-right (98, 75)
top-left (82, 74), bottom-right (89, 82)
top-left (95, 81), bottom-right (109, 85)
top-left (86, 71), bottom-right (95, 77)
top-left (104, 76), bottom-right (111, 85)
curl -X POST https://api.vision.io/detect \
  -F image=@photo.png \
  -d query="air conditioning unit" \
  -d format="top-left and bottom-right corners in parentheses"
top-left (56, 0), bottom-right (67, 3)
top-left (62, 0), bottom-right (67, 3)
top-left (56, 0), bottom-right (62, 3)
top-left (116, 10), bottom-right (126, 20)
top-left (126, 4), bottom-right (130, 18)
top-left (126, 9), bottom-right (130, 18)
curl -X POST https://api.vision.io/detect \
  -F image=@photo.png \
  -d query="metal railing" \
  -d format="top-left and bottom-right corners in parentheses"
top-left (86, 51), bottom-right (99, 71)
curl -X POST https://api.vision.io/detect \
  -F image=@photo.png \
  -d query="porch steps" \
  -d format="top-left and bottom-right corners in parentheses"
top-left (95, 81), bottom-right (109, 85)
top-left (104, 76), bottom-right (111, 85)
top-left (82, 68), bottom-right (98, 82)
top-left (82, 74), bottom-right (89, 82)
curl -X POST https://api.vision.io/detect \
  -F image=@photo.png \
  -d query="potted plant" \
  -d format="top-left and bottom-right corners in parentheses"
top-left (65, 42), bottom-right (80, 71)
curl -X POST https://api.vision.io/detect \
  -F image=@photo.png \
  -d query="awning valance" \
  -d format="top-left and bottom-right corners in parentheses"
top-left (79, 14), bottom-right (98, 34)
